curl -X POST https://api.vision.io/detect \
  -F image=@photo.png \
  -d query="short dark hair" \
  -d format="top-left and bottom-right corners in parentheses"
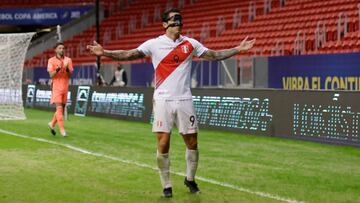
top-left (54, 42), bottom-right (64, 49)
top-left (162, 8), bottom-right (181, 22)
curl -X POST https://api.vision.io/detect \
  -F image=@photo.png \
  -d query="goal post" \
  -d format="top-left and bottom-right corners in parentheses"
top-left (0, 32), bottom-right (35, 120)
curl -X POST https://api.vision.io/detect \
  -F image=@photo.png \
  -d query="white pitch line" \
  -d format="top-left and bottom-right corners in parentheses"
top-left (0, 128), bottom-right (303, 203)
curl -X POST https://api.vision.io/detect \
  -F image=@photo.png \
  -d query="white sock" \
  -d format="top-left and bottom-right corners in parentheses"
top-left (186, 148), bottom-right (199, 181)
top-left (157, 151), bottom-right (171, 188)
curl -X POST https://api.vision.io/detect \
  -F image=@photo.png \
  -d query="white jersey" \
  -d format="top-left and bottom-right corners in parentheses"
top-left (137, 34), bottom-right (208, 100)
top-left (113, 69), bottom-right (126, 86)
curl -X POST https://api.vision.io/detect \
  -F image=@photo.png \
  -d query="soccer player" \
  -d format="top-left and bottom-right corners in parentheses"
top-left (47, 42), bottom-right (73, 137)
top-left (87, 8), bottom-right (255, 198)
top-left (110, 64), bottom-right (128, 87)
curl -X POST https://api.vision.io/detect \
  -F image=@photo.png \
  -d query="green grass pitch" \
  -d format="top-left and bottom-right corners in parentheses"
top-left (0, 109), bottom-right (359, 203)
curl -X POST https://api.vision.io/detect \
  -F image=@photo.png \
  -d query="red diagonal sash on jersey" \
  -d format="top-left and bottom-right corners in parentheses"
top-left (155, 40), bottom-right (194, 88)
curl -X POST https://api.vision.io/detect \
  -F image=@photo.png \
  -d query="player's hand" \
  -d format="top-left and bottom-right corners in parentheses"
top-left (86, 41), bottom-right (104, 56)
top-left (236, 36), bottom-right (256, 51)
top-left (65, 64), bottom-right (70, 73)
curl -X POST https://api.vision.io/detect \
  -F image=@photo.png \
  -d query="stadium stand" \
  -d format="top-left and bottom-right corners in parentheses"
top-left (24, 0), bottom-right (360, 67)
top-left (205, 0), bottom-right (359, 56)
top-left (25, 0), bottom-right (170, 66)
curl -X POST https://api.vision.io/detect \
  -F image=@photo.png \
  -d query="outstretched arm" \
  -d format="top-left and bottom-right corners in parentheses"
top-left (86, 41), bottom-right (145, 61)
top-left (200, 36), bottom-right (255, 61)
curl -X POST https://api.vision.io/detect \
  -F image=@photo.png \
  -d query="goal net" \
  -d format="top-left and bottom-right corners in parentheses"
top-left (0, 33), bottom-right (35, 120)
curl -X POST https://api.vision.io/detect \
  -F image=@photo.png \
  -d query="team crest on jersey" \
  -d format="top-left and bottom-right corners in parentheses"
top-left (181, 45), bottom-right (189, 53)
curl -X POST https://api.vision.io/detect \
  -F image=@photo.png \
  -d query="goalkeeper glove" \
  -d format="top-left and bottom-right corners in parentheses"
top-left (66, 64), bottom-right (70, 73)
top-left (56, 66), bottom-right (61, 73)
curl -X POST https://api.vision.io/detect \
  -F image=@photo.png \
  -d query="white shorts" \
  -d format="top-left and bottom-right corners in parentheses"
top-left (152, 99), bottom-right (198, 134)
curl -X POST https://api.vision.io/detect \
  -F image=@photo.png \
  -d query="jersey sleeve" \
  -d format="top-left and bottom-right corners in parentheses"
top-left (47, 58), bottom-right (55, 72)
top-left (189, 38), bottom-right (209, 57)
top-left (65, 57), bottom-right (74, 73)
top-left (137, 39), bottom-right (154, 56)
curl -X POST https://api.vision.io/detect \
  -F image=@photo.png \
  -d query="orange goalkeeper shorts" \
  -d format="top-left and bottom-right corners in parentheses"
top-left (51, 91), bottom-right (68, 104)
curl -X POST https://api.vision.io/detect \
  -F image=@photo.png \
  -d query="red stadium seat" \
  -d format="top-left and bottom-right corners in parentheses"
top-left (25, 0), bottom-right (360, 67)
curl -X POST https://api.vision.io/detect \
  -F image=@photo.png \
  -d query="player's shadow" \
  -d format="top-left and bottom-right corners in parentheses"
top-left (184, 193), bottom-right (202, 203)
top-left (157, 193), bottom-right (202, 203)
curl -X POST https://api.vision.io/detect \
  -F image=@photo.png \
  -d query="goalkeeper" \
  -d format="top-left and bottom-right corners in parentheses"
top-left (47, 42), bottom-right (73, 137)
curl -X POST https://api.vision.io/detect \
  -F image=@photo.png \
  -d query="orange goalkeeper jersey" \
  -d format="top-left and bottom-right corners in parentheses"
top-left (47, 56), bottom-right (73, 93)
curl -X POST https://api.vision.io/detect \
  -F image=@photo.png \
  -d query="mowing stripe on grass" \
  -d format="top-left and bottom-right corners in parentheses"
top-left (0, 128), bottom-right (303, 203)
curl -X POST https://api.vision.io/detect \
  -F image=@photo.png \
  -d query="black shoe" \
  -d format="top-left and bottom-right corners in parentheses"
top-left (48, 123), bottom-right (56, 136)
top-left (184, 178), bottom-right (200, 193)
top-left (162, 187), bottom-right (172, 198)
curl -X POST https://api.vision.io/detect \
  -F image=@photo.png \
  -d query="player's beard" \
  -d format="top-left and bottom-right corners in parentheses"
top-left (57, 51), bottom-right (64, 57)
top-left (169, 26), bottom-right (182, 36)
